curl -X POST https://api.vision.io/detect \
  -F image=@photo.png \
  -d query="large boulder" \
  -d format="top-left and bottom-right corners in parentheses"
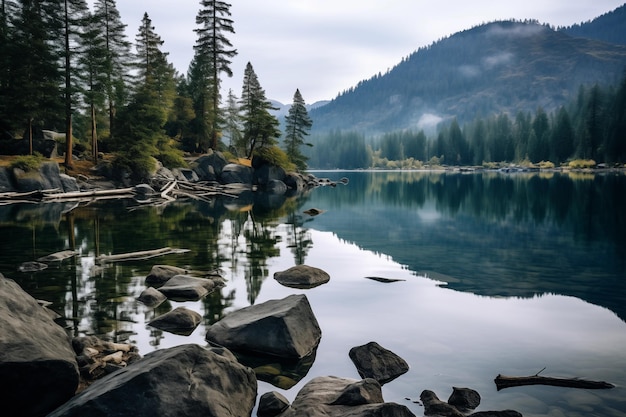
top-left (265, 376), bottom-right (416, 417)
top-left (11, 161), bottom-right (78, 193)
top-left (274, 265), bottom-right (330, 289)
top-left (220, 163), bottom-right (253, 185)
top-left (145, 264), bottom-right (190, 286)
top-left (0, 166), bottom-right (14, 192)
top-left (348, 341), bottom-right (409, 384)
top-left (191, 152), bottom-right (228, 181)
top-left (448, 387), bottom-right (481, 412)
top-left (254, 163), bottom-right (286, 188)
top-left (205, 293), bottom-right (321, 359)
top-left (0, 275), bottom-right (79, 417)
top-left (47, 344), bottom-right (257, 417)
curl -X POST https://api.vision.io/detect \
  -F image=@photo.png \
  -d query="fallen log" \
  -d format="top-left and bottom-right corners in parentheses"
top-left (42, 187), bottom-right (135, 201)
top-left (96, 247), bottom-right (190, 263)
top-left (495, 372), bottom-right (615, 390)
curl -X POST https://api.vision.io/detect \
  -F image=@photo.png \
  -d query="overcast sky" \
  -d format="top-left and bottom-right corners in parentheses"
top-left (104, 0), bottom-right (624, 104)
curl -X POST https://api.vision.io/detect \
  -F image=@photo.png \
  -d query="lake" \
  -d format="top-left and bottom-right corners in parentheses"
top-left (1, 170), bottom-right (625, 416)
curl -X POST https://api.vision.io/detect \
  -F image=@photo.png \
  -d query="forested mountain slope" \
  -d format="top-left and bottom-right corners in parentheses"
top-left (310, 19), bottom-right (626, 136)
top-left (561, 4), bottom-right (626, 45)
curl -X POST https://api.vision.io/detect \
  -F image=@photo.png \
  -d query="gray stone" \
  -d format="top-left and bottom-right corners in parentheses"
top-left (0, 166), bottom-right (14, 192)
top-left (348, 341), bottom-right (409, 384)
top-left (420, 390), bottom-right (464, 417)
top-left (145, 264), bottom-right (190, 286)
top-left (18, 261), bottom-right (48, 272)
top-left (275, 376), bottom-right (416, 417)
top-left (172, 167), bottom-right (199, 182)
top-left (59, 173), bottom-right (79, 192)
top-left (136, 287), bottom-right (166, 308)
top-left (468, 411), bottom-right (522, 417)
top-left (148, 306), bottom-right (203, 336)
top-left (266, 179), bottom-right (287, 194)
top-left (191, 151), bottom-right (228, 181)
top-left (274, 265), bottom-right (330, 289)
top-left (220, 163), bottom-right (253, 184)
top-left (258, 391), bottom-right (291, 417)
top-left (0, 275), bottom-right (79, 417)
top-left (158, 274), bottom-right (223, 301)
top-left (205, 293), bottom-right (321, 359)
top-left (254, 164), bottom-right (286, 188)
top-left (448, 387), bottom-right (481, 411)
top-left (283, 172), bottom-right (306, 191)
top-left (47, 344), bottom-right (257, 417)
top-left (329, 378), bottom-right (384, 406)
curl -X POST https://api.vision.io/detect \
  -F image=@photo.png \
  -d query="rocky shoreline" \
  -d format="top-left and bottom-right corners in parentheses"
top-left (1, 262), bottom-right (524, 417)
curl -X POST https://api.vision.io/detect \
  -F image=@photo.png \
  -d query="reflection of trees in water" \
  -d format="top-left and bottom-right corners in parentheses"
top-left (285, 212), bottom-right (313, 266)
top-left (243, 212), bottom-right (280, 305)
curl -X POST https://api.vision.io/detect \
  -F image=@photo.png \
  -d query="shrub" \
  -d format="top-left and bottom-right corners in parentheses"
top-left (568, 159), bottom-right (596, 169)
top-left (253, 146), bottom-right (296, 172)
top-left (9, 154), bottom-right (44, 172)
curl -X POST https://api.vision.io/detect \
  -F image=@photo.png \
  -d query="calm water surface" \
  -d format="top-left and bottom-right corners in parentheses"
top-left (1, 170), bottom-right (625, 416)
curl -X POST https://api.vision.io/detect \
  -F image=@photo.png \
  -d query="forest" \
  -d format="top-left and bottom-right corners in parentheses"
top-left (0, 0), bottom-right (313, 179)
top-left (305, 77), bottom-right (626, 169)
top-left (1, 1), bottom-right (626, 174)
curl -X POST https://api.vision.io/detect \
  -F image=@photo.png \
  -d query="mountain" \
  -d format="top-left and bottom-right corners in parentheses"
top-left (310, 17), bottom-right (626, 136)
top-left (561, 4), bottom-right (626, 45)
top-left (269, 99), bottom-right (330, 118)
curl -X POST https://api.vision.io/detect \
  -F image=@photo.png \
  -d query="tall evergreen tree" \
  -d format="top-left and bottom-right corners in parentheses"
top-left (239, 62), bottom-right (279, 159)
top-left (193, 0), bottom-right (237, 150)
top-left (223, 88), bottom-right (241, 151)
top-left (283, 89), bottom-right (313, 171)
top-left (8, 0), bottom-right (63, 153)
top-left (0, 0), bottom-right (17, 124)
top-left (79, 9), bottom-right (108, 162)
top-left (550, 106), bottom-right (574, 164)
top-left (113, 13), bottom-right (177, 179)
top-left (62, 0), bottom-right (89, 168)
top-left (93, 0), bottom-right (131, 143)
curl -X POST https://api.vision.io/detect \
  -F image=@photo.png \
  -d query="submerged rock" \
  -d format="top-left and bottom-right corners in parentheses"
top-left (136, 287), bottom-right (166, 308)
top-left (274, 265), bottom-right (330, 289)
top-left (147, 306), bottom-right (203, 336)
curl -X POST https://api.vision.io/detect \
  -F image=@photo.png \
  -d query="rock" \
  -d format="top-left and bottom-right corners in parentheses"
top-left (274, 265), bottom-right (330, 289)
top-left (172, 167), bottom-right (199, 182)
top-left (147, 306), bottom-right (203, 336)
top-left (220, 163), bottom-right (253, 185)
top-left (18, 261), bottom-right (48, 272)
top-left (0, 166), bottom-right (13, 191)
top-left (420, 390), bottom-right (464, 417)
top-left (145, 264), bottom-right (190, 286)
top-left (136, 287), bottom-right (166, 308)
top-left (233, 347), bottom-right (317, 389)
top-left (283, 172), bottom-right (306, 192)
top-left (303, 207), bottom-right (324, 216)
top-left (47, 344), bottom-right (257, 417)
top-left (205, 293), bottom-right (321, 359)
top-left (191, 151), bottom-right (228, 181)
top-left (448, 387), bottom-right (481, 411)
top-left (329, 378), bottom-right (384, 406)
top-left (266, 179), bottom-right (287, 194)
top-left (0, 276), bottom-right (79, 417)
top-left (59, 173), bottom-right (79, 192)
top-left (158, 274), bottom-right (223, 301)
top-left (274, 376), bottom-right (416, 417)
top-left (258, 391), bottom-right (291, 417)
top-left (254, 163), bottom-right (286, 188)
top-left (133, 184), bottom-right (155, 197)
top-left (468, 411), bottom-right (522, 417)
top-left (348, 341), bottom-right (409, 384)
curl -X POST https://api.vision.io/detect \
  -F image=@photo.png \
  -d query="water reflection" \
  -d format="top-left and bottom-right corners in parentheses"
top-left (1, 171), bottom-right (626, 417)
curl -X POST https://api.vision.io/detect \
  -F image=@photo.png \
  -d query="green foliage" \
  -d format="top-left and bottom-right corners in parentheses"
top-left (253, 145), bottom-right (295, 172)
top-left (283, 89), bottom-right (313, 171)
top-left (568, 159), bottom-right (596, 169)
top-left (9, 153), bottom-right (44, 172)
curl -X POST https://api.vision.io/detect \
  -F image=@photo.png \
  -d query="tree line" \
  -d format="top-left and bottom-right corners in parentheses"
top-left (0, 0), bottom-right (313, 179)
top-left (306, 76), bottom-right (626, 169)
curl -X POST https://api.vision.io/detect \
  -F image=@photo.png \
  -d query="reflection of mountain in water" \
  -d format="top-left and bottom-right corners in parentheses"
top-left (304, 171), bottom-right (626, 322)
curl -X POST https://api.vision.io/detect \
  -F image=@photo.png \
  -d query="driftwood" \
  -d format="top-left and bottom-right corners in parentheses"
top-left (96, 247), bottom-right (190, 263)
top-left (495, 369), bottom-right (614, 390)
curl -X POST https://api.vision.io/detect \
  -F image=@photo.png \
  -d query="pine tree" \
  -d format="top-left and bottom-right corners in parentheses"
top-left (8, 0), bottom-right (63, 153)
top-left (193, 0), bottom-right (237, 150)
top-left (113, 13), bottom-right (177, 179)
top-left (283, 89), bottom-right (313, 171)
top-left (62, 0), bottom-right (89, 168)
top-left (93, 0), bottom-right (131, 143)
top-left (223, 88), bottom-right (241, 151)
top-left (0, 0), bottom-right (17, 125)
top-left (239, 62), bottom-right (280, 159)
top-left (79, 9), bottom-right (108, 163)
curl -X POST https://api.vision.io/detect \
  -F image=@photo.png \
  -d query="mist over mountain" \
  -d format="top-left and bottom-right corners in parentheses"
top-left (309, 7), bottom-right (626, 137)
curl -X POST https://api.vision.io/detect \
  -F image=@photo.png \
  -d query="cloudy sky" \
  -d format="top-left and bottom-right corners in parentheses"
top-left (105, 0), bottom-right (625, 104)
